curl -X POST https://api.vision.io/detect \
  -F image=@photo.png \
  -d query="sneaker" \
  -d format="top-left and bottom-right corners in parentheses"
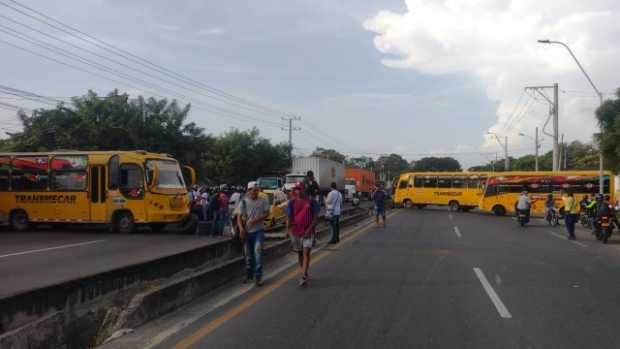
top-left (243, 276), bottom-right (253, 284)
top-left (298, 275), bottom-right (308, 287)
top-left (255, 277), bottom-right (263, 287)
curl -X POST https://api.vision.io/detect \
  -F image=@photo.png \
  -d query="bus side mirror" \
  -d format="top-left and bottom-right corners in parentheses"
top-left (149, 167), bottom-right (160, 192)
top-left (183, 165), bottom-right (197, 187)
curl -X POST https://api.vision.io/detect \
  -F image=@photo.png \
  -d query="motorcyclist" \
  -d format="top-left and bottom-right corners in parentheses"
top-left (545, 193), bottom-right (555, 222)
top-left (579, 195), bottom-right (590, 212)
top-left (586, 195), bottom-right (600, 220)
top-left (516, 191), bottom-right (531, 221)
top-left (604, 195), bottom-right (620, 231)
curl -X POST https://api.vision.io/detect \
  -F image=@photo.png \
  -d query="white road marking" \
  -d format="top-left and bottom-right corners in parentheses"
top-left (454, 226), bottom-right (462, 238)
top-left (448, 214), bottom-right (453, 221)
top-left (473, 267), bottom-right (512, 319)
top-left (550, 231), bottom-right (588, 247)
top-left (550, 231), bottom-right (567, 240)
top-left (571, 241), bottom-right (588, 248)
top-left (0, 240), bottom-right (105, 259)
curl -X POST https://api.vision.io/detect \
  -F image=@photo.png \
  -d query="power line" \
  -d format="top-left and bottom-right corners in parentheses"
top-left (0, 0), bottom-right (290, 119)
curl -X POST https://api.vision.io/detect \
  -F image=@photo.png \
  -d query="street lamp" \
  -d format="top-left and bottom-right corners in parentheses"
top-left (519, 128), bottom-right (541, 171)
top-left (488, 131), bottom-right (509, 171)
top-left (538, 39), bottom-right (605, 193)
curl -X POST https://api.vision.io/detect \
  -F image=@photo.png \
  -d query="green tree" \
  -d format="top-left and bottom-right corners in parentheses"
top-left (596, 88), bottom-right (620, 172)
top-left (345, 156), bottom-right (375, 169)
top-left (310, 147), bottom-right (346, 163)
top-left (375, 153), bottom-right (409, 180)
top-left (204, 128), bottom-right (291, 185)
top-left (411, 157), bottom-right (462, 172)
top-left (3, 90), bottom-right (291, 184)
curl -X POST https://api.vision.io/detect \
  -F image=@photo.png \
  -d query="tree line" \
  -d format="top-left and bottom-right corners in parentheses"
top-left (0, 90), bottom-right (290, 185)
top-left (2, 87), bottom-right (618, 185)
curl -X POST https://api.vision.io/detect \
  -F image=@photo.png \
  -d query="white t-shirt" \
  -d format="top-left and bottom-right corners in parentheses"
top-left (516, 195), bottom-right (531, 210)
top-left (326, 189), bottom-right (343, 216)
top-left (229, 192), bottom-right (241, 206)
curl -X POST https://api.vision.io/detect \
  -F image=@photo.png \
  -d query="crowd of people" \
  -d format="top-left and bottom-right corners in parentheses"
top-left (188, 170), bottom-right (389, 288)
top-left (516, 190), bottom-right (620, 241)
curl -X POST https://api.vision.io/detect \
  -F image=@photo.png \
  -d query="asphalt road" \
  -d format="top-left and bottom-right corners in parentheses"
top-left (0, 201), bottom-right (372, 298)
top-left (142, 207), bottom-right (620, 349)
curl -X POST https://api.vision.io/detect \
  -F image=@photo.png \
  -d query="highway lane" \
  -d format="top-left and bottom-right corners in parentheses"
top-left (139, 207), bottom-right (620, 349)
top-left (0, 231), bottom-right (229, 298)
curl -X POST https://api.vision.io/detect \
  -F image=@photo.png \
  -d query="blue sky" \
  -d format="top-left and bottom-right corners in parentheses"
top-left (1, 0), bottom-right (619, 168)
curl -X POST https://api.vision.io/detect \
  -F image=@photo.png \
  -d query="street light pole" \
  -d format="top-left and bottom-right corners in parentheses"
top-left (488, 132), bottom-right (509, 171)
top-left (538, 39), bottom-right (605, 193)
top-left (519, 127), bottom-right (541, 172)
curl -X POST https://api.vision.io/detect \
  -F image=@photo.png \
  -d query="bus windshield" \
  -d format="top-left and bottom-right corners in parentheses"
top-left (257, 178), bottom-right (279, 190)
top-left (146, 159), bottom-right (185, 189)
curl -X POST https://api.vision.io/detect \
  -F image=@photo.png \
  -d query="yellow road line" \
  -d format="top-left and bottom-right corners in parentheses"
top-left (172, 210), bottom-right (401, 349)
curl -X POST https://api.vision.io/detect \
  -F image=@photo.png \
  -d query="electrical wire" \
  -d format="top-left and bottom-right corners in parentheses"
top-left (0, 0), bottom-right (290, 119)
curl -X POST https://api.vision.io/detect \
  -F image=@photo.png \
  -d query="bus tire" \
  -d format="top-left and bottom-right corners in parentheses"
top-left (112, 211), bottom-right (135, 234)
top-left (10, 209), bottom-right (29, 232)
top-left (403, 200), bottom-right (413, 209)
top-left (492, 205), bottom-right (506, 217)
top-left (449, 201), bottom-right (460, 212)
top-left (416, 204), bottom-right (426, 209)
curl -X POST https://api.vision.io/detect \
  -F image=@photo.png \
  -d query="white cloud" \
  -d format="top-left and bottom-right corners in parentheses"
top-left (364, 0), bottom-right (620, 155)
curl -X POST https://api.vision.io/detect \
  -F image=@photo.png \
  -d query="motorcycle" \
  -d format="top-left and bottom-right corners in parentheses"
top-left (517, 209), bottom-right (530, 227)
top-left (579, 211), bottom-right (591, 228)
top-left (596, 215), bottom-right (614, 244)
top-left (545, 208), bottom-right (560, 226)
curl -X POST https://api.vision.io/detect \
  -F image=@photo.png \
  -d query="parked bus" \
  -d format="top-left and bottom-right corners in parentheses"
top-left (479, 171), bottom-right (614, 216)
top-left (0, 151), bottom-right (195, 233)
top-left (393, 172), bottom-right (489, 211)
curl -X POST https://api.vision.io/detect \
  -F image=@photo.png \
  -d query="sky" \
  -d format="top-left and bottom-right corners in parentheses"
top-left (1, 0), bottom-right (619, 168)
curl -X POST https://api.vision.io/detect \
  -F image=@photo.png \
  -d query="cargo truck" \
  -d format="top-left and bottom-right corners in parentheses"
top-left (345, 168), bottom-right (376, 200)
top-left (284, 157), bottom-right (345, 197)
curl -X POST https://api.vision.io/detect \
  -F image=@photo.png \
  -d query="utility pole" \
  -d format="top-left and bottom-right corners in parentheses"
top-left (519, 128), bottom-right (542, 171)
top-left (525, 84), bottom-right (559, 171)
top-left (535, 127), bottom-right (539, 172)
top-left (488, 132), bottom-right (509, 171)
top-left (538, 39), bottom-right (605, 191)
top-left (559, 134), bottom-right (564, 170)
top-left (281, 116), bottom-right (301, 162)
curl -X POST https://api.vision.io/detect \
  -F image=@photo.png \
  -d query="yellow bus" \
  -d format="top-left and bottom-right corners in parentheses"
top-left (0, 151), bottom-right (195, 233)
top-left (394, 172), bottom-right (489, 211)
top-left (479, 171), bottom-right (614, 216)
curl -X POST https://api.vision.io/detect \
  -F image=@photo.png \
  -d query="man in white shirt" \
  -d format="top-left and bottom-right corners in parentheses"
top-left (325, 182), bottom-right (343, 244)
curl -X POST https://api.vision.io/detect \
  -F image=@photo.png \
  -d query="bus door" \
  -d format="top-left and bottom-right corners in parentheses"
top-left (89, 165), bottom-right (108, 222)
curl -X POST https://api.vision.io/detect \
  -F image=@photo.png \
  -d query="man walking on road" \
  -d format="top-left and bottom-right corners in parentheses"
top-left (304, 170), bottom-right (321, 202)
top-left (325, 182), bottom-right (343, 244)
top-left (373, 182), bottom-right (387, 227)
top-left (287, 182), bottom-right (320, 287)
top-left (238, 182), bottom-right (270, 286)
top-left (562, 190), bottom-right (579, 240)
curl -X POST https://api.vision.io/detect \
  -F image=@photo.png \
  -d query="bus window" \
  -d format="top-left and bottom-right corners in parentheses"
top-left (423, 176), bottom-right (437, 188)
top-left (51, 171), bottom-right (87, 191)
top-left (414, 176), bottom-right (424, 188)
top-left (437, 177), bottom-right (451, 188)
top-left (119, 164), bottom-right (144, 199)
top-left (109, 155), bottom-right (119, 190)
top-left (11, 156), bottom-right (48, 191)
top-left (451, 177), bottom-right (466, 188)
top-left (398, 180), bottom-right (407, 189)
top-left (0, 156), bottom-right (9, 190)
